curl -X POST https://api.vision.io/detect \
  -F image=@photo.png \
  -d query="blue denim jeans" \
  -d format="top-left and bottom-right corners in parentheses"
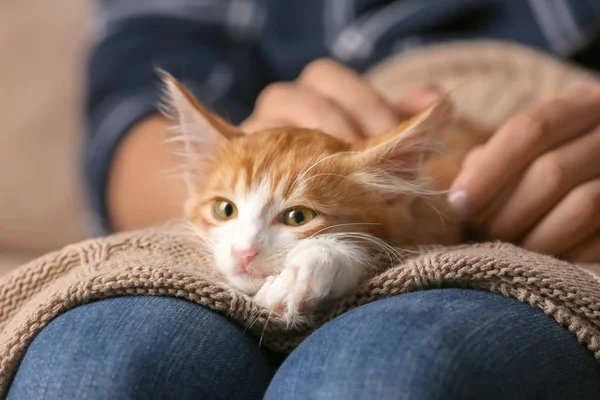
top-left (8, 290), bottom-right (600, 399)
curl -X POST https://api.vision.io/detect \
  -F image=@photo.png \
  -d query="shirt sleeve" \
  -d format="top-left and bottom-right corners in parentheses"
top-left (84, 0), bottom-right (267, 233)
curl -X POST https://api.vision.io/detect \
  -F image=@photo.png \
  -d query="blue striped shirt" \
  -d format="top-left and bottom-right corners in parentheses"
top-left (86, 0), bottom-right (600, 232)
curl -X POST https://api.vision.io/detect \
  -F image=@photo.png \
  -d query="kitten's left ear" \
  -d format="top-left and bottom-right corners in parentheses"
top-left (160, 71), bottom-right (242, 158)
top-left (352, 96), bottom-right (453, 181)
top-left (160, 71), bottom-right (243, 189)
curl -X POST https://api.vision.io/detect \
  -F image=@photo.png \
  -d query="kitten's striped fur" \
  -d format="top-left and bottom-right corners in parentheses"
top-left (162, 74), bottom-right (489, 325)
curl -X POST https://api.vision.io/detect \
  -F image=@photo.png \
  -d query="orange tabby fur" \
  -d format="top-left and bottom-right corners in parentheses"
top-left (163, 75), bottom-right (491, 320)
top-left (173, 79), bottom-right (490, 249)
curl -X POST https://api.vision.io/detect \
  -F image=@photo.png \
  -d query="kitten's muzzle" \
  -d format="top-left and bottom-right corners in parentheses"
top-left (232, 245), bottom-right (258, 271)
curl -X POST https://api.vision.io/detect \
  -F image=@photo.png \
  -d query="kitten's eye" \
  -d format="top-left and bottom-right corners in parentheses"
top-left (282, 207), bottom-right (317, 226)
top-left (213, 199), bottom-right (238, 220)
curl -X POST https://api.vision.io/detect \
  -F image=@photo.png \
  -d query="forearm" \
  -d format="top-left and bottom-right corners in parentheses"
top-left (106, 115), bottom-right (187, 231)
top-left (85, 1), bottom-right (265, 233)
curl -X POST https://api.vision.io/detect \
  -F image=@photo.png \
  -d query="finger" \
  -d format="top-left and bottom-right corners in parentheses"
top-left (242, 82), bottom-right (362, 141)
top-left (395, 84), bottom-right (445, 119)
top-left (487, 126), bottom-right (600, 242)
top-left (451, 145), bottom-right (522, 224)
top-left (240, 117), bottom-right (290, 133)
top-left (447, 146), bottom-right (484, 217)
top-left (299, 58), bottom-right (402, 137)
top-left (520, 179), bottom-right (600, 255)
top-left (475, 175), bottom-right (521, 229)
top-left (562, 232), bottom-right (600, 263)
top-left (450, 85), bottom-right (600, 218)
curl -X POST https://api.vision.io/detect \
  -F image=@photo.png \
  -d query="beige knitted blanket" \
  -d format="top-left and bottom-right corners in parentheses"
top-left (1, 40), bottom-right (600, 395)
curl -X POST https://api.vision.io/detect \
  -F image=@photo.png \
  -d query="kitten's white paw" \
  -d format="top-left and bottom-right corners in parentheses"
top-left (253, 238), bottom-right (366, 327)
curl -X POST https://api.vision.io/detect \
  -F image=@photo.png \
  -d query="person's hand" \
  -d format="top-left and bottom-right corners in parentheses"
top-left (449, 86), bottom-right (600, 263)
top-left (241, 58), bottom-right (442, 142)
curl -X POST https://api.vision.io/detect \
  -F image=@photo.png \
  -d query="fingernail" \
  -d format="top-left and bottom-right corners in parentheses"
top-left (447, 190), bottom-right (471, 219)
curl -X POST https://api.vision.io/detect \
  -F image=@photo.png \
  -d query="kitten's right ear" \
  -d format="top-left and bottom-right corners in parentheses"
top-left (347, 97), bottom-right (453, 198)
top-left (352, 97), bottom-right (451, 170)
top-left (159, 71), bottom-right (242, 159)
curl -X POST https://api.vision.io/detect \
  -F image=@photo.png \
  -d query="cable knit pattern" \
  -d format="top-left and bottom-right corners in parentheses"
top-left (1, 40), bottom-right (600, 396)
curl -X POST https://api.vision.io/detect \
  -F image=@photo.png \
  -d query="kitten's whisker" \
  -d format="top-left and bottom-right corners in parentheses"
top-left (184, 221), bottom-right (213, 244)
top-left (307, 222), bottom-right (382, 239)
top-left (244, 309), bottom-right (264, 334)
top-left (296, 134), bottom-right (325, 187)
top-left (323, 232), bottom-right (397, 265)
top-left (300, 173), bottom-right (385, 203)
top-left (323, 232), bottom-right (412, 265)
top-left (164, 219), bottom-right (214, 247)
top-left (433, 205), bottom-right (447, 228)
top-left (426, 200), bottom-right (449, 229)
top-left (292, 151), bottom-right (360, 190)
top-left (259, 308), bottom-right (274, 347)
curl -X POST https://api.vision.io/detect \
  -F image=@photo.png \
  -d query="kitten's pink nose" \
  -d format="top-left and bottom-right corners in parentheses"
top-left (232, 246), bottom-right (258, 269)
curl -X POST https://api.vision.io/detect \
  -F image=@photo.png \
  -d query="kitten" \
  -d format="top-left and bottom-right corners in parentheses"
top-left (162, 74), bottom-right (489, 326)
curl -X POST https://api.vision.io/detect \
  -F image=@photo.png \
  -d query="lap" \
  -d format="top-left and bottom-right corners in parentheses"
top-left (7, 296), bottom-right (282, 400)
top-left (266, 289), bottom-right (600, 400)
top-left (8, 290), bottom-right (600, 400)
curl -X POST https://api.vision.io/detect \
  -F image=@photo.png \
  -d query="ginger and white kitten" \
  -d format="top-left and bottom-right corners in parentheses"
top-left (162, 75), bottom-right (489, 326)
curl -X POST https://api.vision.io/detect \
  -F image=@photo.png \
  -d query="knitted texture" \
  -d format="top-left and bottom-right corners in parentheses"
top-left (1, 40), bottom-right (600, 395)
top-left (368, 40), bottom-right (599, 131)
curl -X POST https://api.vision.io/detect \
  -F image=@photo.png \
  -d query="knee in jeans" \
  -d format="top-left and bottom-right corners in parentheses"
top-left (15, 298), bottom-right (196, 388)
top-left (267, 291), bottom-right (600, 400)
top-left (9, 297), bottom-right (280, 399)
